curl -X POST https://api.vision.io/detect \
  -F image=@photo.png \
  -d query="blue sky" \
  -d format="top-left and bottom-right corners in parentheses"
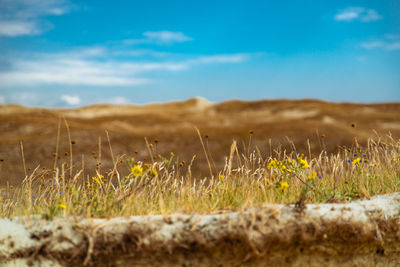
top-left (0, 0), bottom-right (399, 107)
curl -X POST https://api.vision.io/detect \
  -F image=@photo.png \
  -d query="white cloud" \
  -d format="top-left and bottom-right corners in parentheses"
top-left (143, 31), bottom-right (192, 44)
top-left (110, 96), bottom-right (130, 105)
top-left (189, 54), bottom-right (249, 64)
top-left (0, 0), bottom-right (71, 37)
top-left (0, 95), bottom-right (5, 104)
top-left (61, 95), bottom-right (80, 105)
top-left (125, 31), bottom-right (192, 45)
top-left (0, 46), bottom-right (255, 87)
top-left (361, 35), bottom-right (400, 51)
top-left (361, 41), bottom-right (400, 51)
top-left (334, 7), bottom-right (382, 22)
top-left (0, 20), bottom-right (40, 36)
top-left (112, 49), bottom-right (171, 58)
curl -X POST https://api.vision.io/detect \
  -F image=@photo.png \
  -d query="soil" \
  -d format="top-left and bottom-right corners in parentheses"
top-left (1, 192), bottom-right (400, 266)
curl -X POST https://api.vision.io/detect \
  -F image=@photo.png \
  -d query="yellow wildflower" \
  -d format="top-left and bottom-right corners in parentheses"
top-left (219, 174), bottom-right (224, 181)
top-left (92, 174), bottom-right (104, 185)
top-left (131, 165), bottom-right (143, 176)
top-left (352, 157), bottom-right (361, 165)
top-left (308, 171), bottom-right (317, 180)
top-left (58, 203), bottom-right (67, 209)
top-left (393, 158), bottom-right (398, 162)
top-left (299, 158), bottom-right (309, 169)
top-left (267, 159), bottom-right (277, 170)
top-left (152, 168), bottom-right (158, 176)
top-left (279, 181), bottom-right (289, 192)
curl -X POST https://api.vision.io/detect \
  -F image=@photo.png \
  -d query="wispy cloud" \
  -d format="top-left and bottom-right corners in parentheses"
top-left (361, 41), bottom-right (400, 51)
top-left (361, 34), bottom-right (400, 51)
top-left (61, 95), bottom-right (80, 105)
top-left (334, 7), bottom-right (382, 22)
top-left (109, 96), bottom-right (130, 105)
top-left (143, 31), bottom-right (192, 44)
top-left (0, 0), bottom-right (71, 37)
top-left (0, 20), bottom-right (41, 36)
top-left (0, 57), bottom-right (150, 86)
top-left (0, 95), bottom-right (5, 104)
top-left (125, 31), bottom-right (192, 45)
top-left (112, 49), bottom-right (171, 58)
top-left (188, 54), bottom-right (250, 64)
top-left (0, 47), bottom-right (253, 87)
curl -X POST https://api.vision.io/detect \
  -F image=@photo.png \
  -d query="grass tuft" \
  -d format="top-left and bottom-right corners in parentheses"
top-left (1, 134), bottom-right (399, 218)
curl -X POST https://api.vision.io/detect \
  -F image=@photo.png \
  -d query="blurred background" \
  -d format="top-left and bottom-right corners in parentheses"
top-left (0, 0), bottom-right (399, 106)
top-left (0, 0), bottom-right (399, 184)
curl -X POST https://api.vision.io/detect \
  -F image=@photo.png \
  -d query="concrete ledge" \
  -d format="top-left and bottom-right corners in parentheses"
top-left (1, 193), bottom-right (400, 266)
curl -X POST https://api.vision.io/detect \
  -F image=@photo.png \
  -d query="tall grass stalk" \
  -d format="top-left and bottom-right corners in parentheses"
top-left (1, 135), bottom-right (399, 218)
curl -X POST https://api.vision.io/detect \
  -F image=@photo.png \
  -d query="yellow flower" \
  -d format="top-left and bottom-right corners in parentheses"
top-left (393, 158), bottom-right (398, 162)
top-left (152, 168), bottom-right (158, 176)
top-left (92, 174), bottom-right (104, 185)
top-left (279, 181), bottom-right (289, 192)
top-left (267, 159), bottom-right (277, 170)
top-left (308, 171), bottom-right (317, 180)
top-left (352, 157), bottom-right (361, 165)
top-left (131, 165), bottom-right (143, 177)
top-left (299, 159), bottom-right (309, 169)
top-left (58, 203), bottom-right (67, 209)
top-left (219, 174), bottom-right (224, 181)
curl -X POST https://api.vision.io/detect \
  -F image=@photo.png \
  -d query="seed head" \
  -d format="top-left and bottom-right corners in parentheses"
top-left (71, 140), bottom-right (76, 144)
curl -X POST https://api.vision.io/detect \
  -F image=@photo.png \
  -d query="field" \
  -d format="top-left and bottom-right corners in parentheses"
top-left (0, 98), bottom-right (399, 266)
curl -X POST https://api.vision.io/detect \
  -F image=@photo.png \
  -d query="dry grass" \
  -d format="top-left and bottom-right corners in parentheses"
top-left (1, 128), bottom-right (399, 218)
top-left (1, 98), bottom-right (400, 186)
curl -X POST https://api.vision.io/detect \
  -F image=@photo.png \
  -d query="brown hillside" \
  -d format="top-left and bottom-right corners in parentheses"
top-left (0, 98), bottom-right (399, 185)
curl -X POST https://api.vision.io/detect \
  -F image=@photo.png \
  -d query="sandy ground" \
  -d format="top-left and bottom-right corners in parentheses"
top-left (1, 192), bottom-right (399, 266)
